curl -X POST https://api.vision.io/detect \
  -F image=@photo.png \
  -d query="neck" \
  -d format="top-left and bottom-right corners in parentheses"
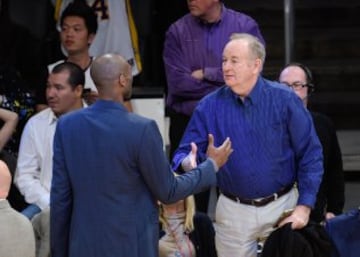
top-left (231, 78), bottom-right (257, 99)
top-left (163, 203), bottom-right (185, 216)
top-left (98, 93), bottom-right (124, 104)
top-left (67, 53), bottom-right (91, 70)
top-left (200, 3), bottom-right (222, 23)
top-left (54, 100), bottom-right (84, 117)
top-left (0, 191), bottom-right (7, 199)
top-left (303, 98), bottom-right (308, 107)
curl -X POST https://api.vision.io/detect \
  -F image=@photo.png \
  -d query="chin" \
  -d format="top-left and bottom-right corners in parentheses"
top-left (225, 81), bottom-right (235, 88)
top-left (190, 10), bottom-right (202, 17)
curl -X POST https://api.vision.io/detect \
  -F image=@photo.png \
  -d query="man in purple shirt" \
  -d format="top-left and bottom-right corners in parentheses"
top-left (163, 0), bottom-right (264, 212)
top-left (172, 33), bottom-right (323, 257)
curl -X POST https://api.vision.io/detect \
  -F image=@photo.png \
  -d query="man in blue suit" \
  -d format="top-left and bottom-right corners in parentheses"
top-left (50, 53), bottom-right (233, 257)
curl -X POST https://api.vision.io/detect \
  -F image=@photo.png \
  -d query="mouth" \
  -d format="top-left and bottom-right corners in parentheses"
top-left (64, 40), bottom-right (74, 47)
top-left (224, 74), bottom-right (234, 79)
top-left (188, 5), bottom-right (198, 11)
top-left (47, 101), bottom-right (58, 108)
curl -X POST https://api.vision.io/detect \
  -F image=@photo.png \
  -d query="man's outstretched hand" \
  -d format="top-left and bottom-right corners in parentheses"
top-left (206, 134), bottom-right (233, 169)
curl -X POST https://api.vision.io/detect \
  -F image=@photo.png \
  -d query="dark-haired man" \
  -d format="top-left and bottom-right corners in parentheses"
top-left (15, 62), bottom-right (86, 257)
top-left (38, 1), bottom-right (98, 110)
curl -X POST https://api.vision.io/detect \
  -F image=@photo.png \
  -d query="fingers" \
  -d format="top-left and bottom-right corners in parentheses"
top-left (290, 218), bottom-right (307, 230)
top-left (325, 212), bottom-right (336, 220)
top-left (278, 215), bottom-right (307, 230)
top-left (278, 216), bottom-right (291, 228)
top-left (221, 137), bottom-right (232, 152)
top-left (208, 134), bottom-right (232, 152)
top-left (206, 135), bottom-right (233, 169)
top-left (189, 142), bottom-right (198, 169)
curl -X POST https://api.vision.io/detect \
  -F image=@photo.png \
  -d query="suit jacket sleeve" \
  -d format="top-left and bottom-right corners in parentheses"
top-left (137, 120), bottom-right (217, 204)
top-left (50, 120), bottom-right (72, 257)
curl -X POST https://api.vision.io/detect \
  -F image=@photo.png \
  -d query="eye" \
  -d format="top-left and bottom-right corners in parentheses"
top-left (292, 82), bottom-right (307, 89)
top-left (281, 82), bottom-right (291, 87)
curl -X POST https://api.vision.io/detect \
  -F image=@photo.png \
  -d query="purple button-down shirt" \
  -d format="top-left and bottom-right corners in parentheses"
top-left (163, 5), bottom-right (265, 116)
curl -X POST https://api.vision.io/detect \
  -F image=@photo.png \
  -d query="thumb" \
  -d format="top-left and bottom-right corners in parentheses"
top-left (208, 134), bottom-right (214, 148)
top-left (190, 142), bottom-right (198, 156)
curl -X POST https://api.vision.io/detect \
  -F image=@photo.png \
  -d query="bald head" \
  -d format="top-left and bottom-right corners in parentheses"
top-left (90, 54), bottom-right (131, 87)
top-left (0, 160), bottom-right (11, 199)
top-left (90, 54), bottom-right (132, 101)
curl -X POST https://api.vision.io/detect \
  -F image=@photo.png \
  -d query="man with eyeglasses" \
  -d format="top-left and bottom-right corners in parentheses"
top-left (279, 63), bottom-right (345, 223)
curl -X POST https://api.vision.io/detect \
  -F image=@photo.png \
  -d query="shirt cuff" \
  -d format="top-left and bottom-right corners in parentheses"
top-left (207, 158), bottom-right (219, 172)
top-left (37, 194), bottom-right (50, 210)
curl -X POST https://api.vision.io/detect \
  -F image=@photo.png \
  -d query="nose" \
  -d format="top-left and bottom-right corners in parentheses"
top-left (63, 28), bottom-right (74, 38)
top-left (222, 60), bottom-right (230, 71)
top-left (67, 29), bottom-right (74, 37)
top-left (46, 87), bottom-right (56, 99)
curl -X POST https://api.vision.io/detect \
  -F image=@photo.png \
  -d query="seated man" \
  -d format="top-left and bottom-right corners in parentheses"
top-left (0, 160), bottom-right (35, 257)
top-left (46, 1), bottom-right (98, 107)
top-left (15, 62), bottom-right (86, 257)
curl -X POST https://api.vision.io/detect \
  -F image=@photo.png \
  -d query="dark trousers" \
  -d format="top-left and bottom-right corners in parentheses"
top-left (169, 111), bottom-right (210, 213)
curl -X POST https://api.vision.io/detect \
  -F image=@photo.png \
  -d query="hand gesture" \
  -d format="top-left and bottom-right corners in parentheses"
top-left (181, 142), bottom-right (198, 171)
top-left (278, 205), bottom-right (310, 229)
top-left (206, 134), bottom-right (233, 169)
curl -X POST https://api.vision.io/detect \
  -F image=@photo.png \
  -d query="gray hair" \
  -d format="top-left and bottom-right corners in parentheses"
top-left (229, 33), bottom-right (266, 64)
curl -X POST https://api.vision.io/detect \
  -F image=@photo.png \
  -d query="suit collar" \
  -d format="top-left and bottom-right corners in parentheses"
top-left (92, 99), bottom-right (127, 111)
top-left (0, 199), bottom-right (10, 209)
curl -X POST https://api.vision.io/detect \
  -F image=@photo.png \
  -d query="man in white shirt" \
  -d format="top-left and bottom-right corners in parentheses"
top-left (15, 62), bottom-right (85, 257)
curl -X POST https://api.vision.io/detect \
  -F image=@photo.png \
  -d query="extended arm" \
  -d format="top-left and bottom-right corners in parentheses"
top-left (138, 121), bottom-right (231, 204)
top-left (0, 108), bottom-right (18, 150)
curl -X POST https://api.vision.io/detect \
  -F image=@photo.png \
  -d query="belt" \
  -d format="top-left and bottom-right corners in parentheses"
top-left (222, 184), bottom-right (294, 207)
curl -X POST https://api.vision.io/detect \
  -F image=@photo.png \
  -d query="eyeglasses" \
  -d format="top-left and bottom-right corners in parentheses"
top-left (281, 81), bottom-right (308, 91)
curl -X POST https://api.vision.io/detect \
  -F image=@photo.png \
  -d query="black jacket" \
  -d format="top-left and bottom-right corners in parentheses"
top-left (310, 112), bottom-right (344, 222)
top-left (262, 222), bottom-right (333, 257)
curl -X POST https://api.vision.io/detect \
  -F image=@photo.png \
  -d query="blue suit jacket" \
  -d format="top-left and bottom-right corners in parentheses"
top-left (50, 100), bottom-right (217, 257)
top-left (325, 209), bottom-right (360, 257)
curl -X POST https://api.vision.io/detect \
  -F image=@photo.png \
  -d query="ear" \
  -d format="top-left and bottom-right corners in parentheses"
top-left (74, 84), bottom-right (84, 97)
top-left (253, 58), bottom-right (263, 74)
top-left (88, 33), bottom-right (96, 45)
top-left (119, 74), bottom-right (127, 87)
